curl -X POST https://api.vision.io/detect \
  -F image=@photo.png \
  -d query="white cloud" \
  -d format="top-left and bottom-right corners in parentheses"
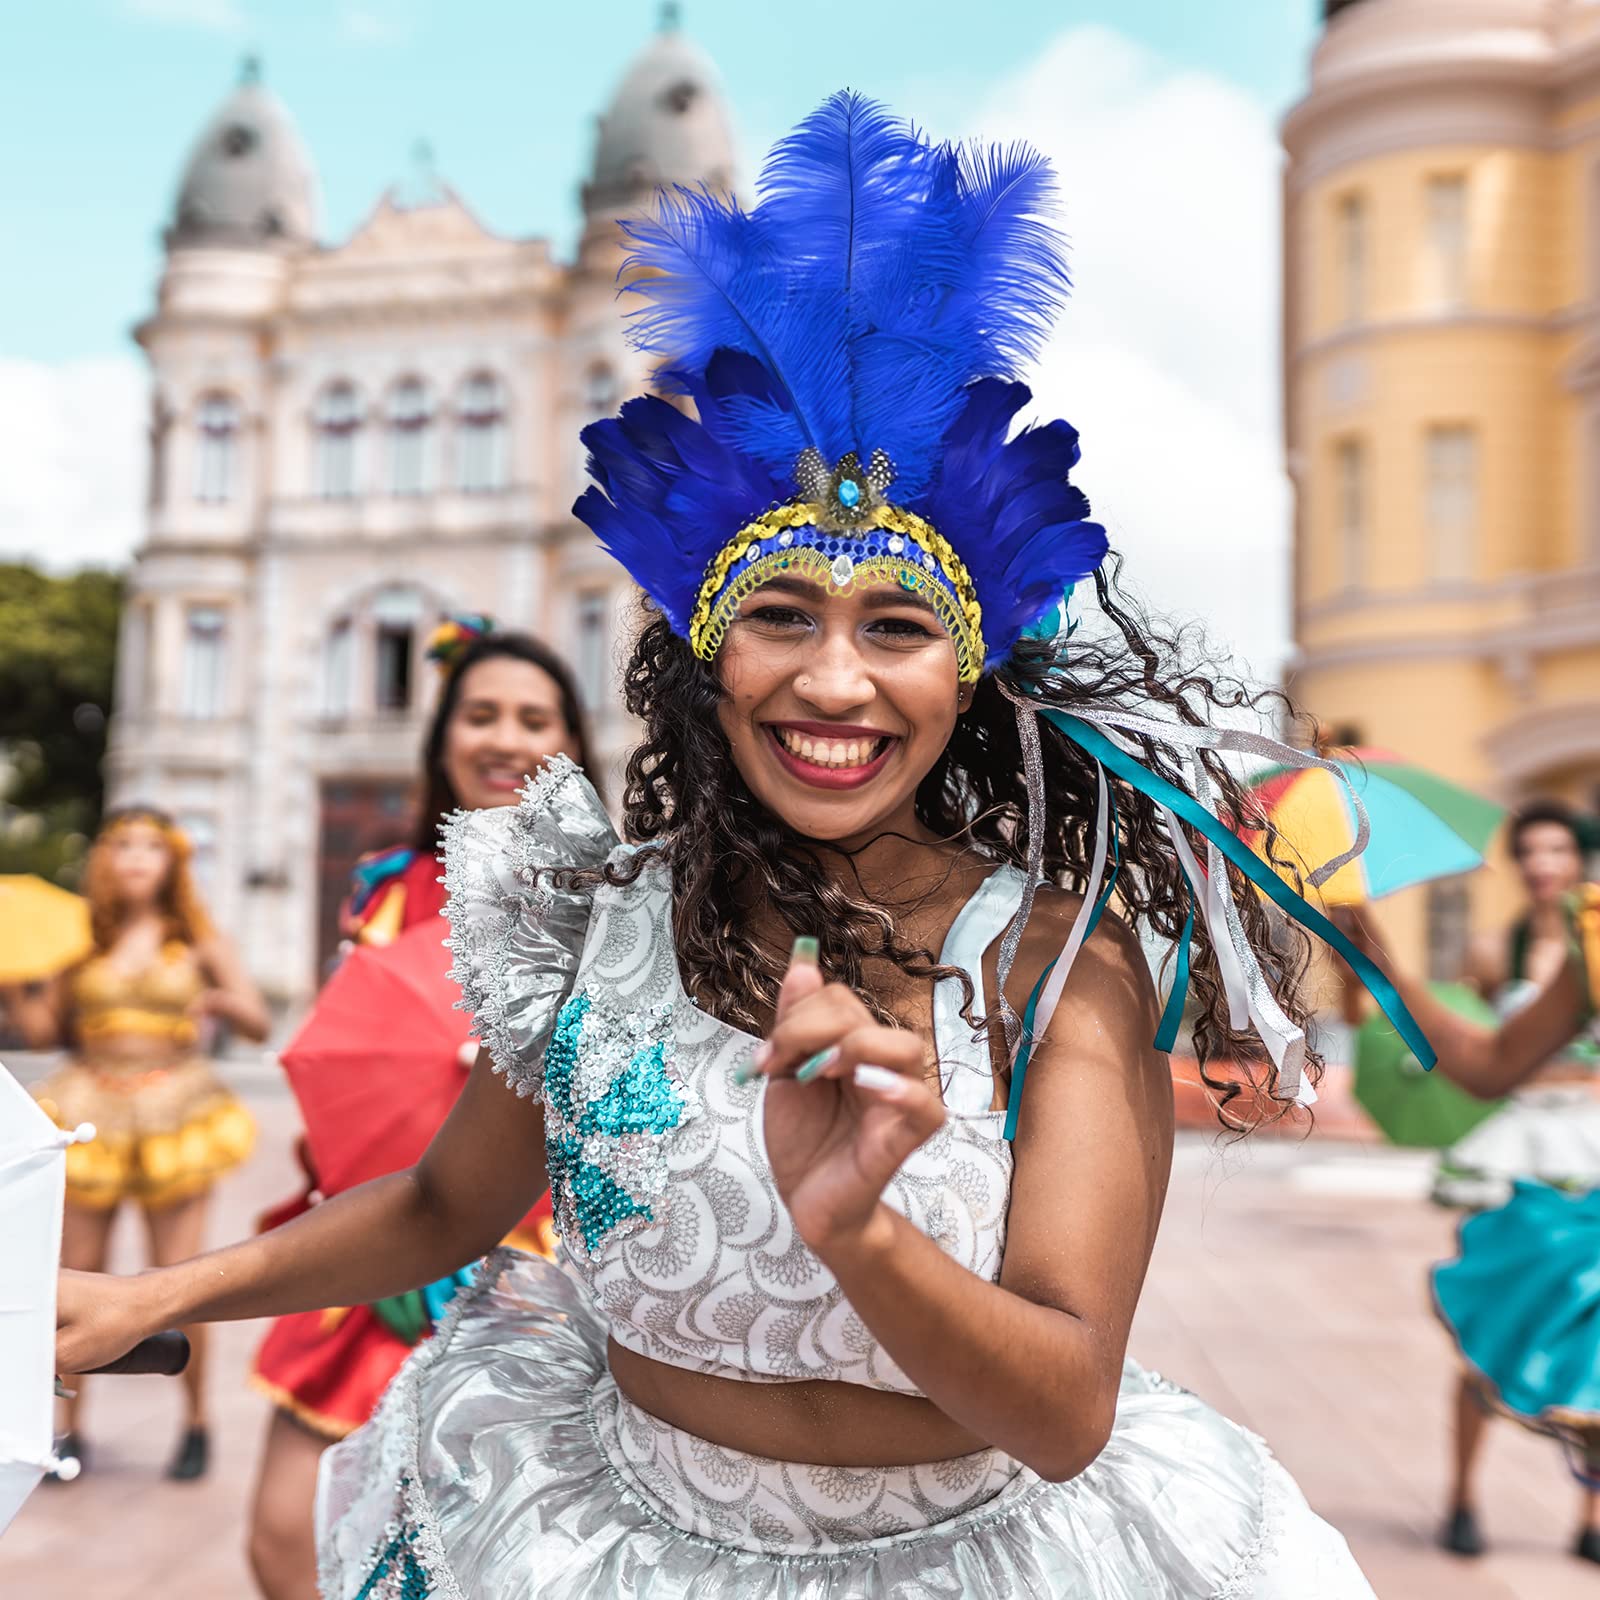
top-left (340, 4), bottom-right (411, 45)
top-left (122, 0), bottom-right (247, 29)
top-left (966, 26), bottom-right (1290, 689)
top-left (0, 357), bottom-right (146, 573)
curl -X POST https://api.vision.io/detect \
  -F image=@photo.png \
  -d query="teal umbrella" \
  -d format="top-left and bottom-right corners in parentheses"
top-left (1354, 982), bottom-right (1505, 1148)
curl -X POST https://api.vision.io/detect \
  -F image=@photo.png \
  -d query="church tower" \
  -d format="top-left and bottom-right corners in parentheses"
top-left (1282, 0), bottom-right (1600, 971)
top-left (109, 59), bottom-right (319, 979)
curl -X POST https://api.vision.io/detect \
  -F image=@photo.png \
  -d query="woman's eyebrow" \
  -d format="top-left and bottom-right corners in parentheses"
top-left (859, 584), bottom-right (939, 616)
top-left (748, 574), bottom-right (827, 601)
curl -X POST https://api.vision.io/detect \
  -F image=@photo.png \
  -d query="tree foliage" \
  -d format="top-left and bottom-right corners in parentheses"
top-left (0, 563), bottom-right (123, 883)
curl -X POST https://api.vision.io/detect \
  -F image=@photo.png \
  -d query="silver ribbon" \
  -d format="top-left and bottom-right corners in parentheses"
top-left (995, 686), bottom-right (1367, 1108)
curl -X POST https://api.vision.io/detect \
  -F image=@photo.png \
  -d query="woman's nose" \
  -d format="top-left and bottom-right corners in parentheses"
top-left (794, 633), bottom-right (873, 713)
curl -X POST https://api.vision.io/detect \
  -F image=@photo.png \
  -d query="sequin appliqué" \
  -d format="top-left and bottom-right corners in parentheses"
top-left (543, 989), bottom-right (702, 1257)
top-left (352, 1525), bottom-right (433, 1600)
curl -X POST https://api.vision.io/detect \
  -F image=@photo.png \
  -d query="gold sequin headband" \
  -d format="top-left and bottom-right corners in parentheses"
top-left (686, 449), bottom-right (987, 683)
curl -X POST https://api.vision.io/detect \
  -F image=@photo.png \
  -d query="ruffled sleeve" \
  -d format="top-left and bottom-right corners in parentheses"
top-left (441, 755), bottom-right (620, 1098)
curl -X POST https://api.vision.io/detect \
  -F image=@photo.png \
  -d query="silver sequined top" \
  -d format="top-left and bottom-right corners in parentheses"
top-left (445, 756), bottom-right (1018, 1396)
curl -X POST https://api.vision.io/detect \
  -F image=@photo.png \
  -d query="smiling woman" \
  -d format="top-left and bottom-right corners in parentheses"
top-left (56, 93), bottom-right (1389, 1599)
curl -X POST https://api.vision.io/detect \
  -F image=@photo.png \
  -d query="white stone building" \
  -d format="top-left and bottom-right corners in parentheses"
top-left (106, 25), bottom-right (737, 1006)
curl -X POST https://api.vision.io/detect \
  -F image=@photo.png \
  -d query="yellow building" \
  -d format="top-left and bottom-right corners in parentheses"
top-left (1283, 0), bottom-right (1600, 973)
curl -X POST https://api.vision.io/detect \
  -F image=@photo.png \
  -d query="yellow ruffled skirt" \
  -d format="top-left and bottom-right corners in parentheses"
top-left (34, 1054), bottom-right (256, 1211)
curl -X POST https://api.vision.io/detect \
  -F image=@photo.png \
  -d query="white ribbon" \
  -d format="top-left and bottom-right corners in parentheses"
top-left (1008, 697), bottom-right (1351, 1109)
top-left (1018, 760), bottom-right (1110, 1057)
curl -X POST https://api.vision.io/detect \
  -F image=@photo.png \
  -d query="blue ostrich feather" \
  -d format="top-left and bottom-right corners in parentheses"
top-left (573, 89), bottom-right (1108, 665)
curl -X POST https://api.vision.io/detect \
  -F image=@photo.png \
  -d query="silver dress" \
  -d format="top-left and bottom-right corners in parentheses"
top-left (316, 757), bottom-right (1373, 1598)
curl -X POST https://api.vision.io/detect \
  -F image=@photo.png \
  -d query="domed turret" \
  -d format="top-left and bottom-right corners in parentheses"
top-left (582, 6), bottom-right (736, 223)
top-left (167, 58), bottom-right (319, 250)
top-left (1308, 0), bottom-right (1558, 91)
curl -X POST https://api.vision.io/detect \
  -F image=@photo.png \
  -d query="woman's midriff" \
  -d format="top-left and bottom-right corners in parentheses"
top-left (74, 1041), bottom-right (200, 1074)
top-left (605, 1335), bottom-right (987, 1467)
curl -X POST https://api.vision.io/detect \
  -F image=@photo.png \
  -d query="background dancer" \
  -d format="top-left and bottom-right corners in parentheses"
top-left (245, 620), bottom-right (593, 1600)
top-left (1339, 854), bottom-right (1600, 1568)
top-left (1429, 802), bottom-right (1600, 1558)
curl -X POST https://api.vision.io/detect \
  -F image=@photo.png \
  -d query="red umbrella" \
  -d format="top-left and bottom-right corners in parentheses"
top-left (280, 922), bottom-right (551, 1241)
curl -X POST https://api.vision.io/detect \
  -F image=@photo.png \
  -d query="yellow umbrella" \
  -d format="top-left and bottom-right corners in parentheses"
top-left (0, 876), bottom-right (92, 984)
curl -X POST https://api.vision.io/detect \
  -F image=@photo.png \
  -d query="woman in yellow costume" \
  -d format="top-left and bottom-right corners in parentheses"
top-left (2, 806), bottom-right (268, 1480)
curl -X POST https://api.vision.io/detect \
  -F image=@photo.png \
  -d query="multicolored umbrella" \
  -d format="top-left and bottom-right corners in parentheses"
top-left (1240, 748), bottom-right (1505, 906)
top-left (0, 877), bottom-right (91, 985)
top-left (1353, 981), bottom-right (1505, 1148)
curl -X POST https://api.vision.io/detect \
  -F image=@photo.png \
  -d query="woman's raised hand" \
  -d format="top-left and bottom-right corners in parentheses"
top-left (742, 938), bottom-right (946, 1255)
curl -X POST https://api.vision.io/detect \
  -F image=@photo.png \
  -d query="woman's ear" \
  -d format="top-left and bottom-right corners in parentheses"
top-left (956, 684), bottom-right (975, 715)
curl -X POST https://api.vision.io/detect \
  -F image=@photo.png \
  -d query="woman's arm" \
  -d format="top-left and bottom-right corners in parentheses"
top-left (57, 1051), bottom-right (546, 1373)
top-left (758, 915), bottom-right (1170, 1482)
top-left (1460, 927), bottom-right (1505, 1003)
top-left (0, 975), bottom-right (67, 1049)
top-left (1338, 906), bottom-right (1589, 1099)
top-left (193, 932), bottom-right (272, 1042)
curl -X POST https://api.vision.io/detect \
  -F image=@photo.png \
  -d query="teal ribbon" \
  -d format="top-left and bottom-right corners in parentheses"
top-left (1153, 897), bottom-right (1196, 1054)
top-left (1038, 708), bottom-right (1435, 1071)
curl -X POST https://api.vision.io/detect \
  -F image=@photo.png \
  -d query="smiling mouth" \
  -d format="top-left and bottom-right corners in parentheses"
top-left (772, 726), bottom-right (891, 768)
top-left (766, 725), bottom-right (897, 789)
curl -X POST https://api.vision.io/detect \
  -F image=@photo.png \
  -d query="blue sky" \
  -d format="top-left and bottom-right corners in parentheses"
top-left (1, 0), bottom-right (1320, 364)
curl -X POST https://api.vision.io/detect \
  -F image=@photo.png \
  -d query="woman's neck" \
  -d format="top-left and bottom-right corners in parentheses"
top-left (811, 808), bottom-right (961, 910)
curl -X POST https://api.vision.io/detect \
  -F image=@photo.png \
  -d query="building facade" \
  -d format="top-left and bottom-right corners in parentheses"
top-left (1283, 0), bottom-right (1600, 971)
top-left (106, 27), bottom-right (736, 1006)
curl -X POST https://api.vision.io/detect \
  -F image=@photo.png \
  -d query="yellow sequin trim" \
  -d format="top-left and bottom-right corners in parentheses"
top-left (687, 504), bottom-right (986, 683)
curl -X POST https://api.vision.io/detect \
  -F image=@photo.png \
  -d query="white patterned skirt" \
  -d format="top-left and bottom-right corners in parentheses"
top-left (1433, 1086), bottom-right (1600, 1210)
top-left (316, 1250), bottom-right (1373, 1599)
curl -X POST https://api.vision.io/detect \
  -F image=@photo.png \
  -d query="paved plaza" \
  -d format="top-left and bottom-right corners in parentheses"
top-left (2, 1059), bottom-right (1595, 1599)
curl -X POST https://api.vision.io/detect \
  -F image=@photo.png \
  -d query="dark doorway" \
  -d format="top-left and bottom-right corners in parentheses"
top-left (316, 776), bottom-right (414, 975)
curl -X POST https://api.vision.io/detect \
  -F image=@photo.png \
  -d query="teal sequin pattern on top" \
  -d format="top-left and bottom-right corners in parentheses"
top-left (543, 989), bottom-right (702, 1258)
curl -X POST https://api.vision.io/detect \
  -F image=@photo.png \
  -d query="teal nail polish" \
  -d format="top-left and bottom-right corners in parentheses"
top-left (797, 1047), bottom-right (838, 1083)
top-left (732, 1056), bottom-right (756, 1086)
top-left (791, 936), bottom-right (819, 965)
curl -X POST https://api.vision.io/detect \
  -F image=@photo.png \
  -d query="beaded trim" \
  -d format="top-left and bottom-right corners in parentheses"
top-left (687, 504), bottom-right (987, 684)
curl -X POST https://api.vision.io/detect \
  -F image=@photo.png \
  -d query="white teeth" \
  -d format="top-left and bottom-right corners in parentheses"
top-left (774, 728), bottom-right (886, 770)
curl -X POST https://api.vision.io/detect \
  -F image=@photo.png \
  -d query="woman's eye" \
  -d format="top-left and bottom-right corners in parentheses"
top-left (742, 605), bottom-right (811, 628)
top-left (869, 616), bottom-right (936, 639)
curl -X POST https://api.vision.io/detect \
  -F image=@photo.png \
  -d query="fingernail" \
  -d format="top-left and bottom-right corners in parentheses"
top-left (733, 1042), bottom-right (771, 1085)
top-left (790, 936), bottom-right (819, 965)
top-left (796, 1046), bottom-right (838, 1083)
top-left (852, 1063), bottom-right (901, 1093)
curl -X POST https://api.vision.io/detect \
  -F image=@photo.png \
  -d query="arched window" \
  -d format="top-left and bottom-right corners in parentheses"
top-left (181, 604), bottom-right (229, 718)
top-left (313, 382), bottom-right (363, 499)
top-left (372, 585), bottom-right (423, 711)
top-left (386, 377), bottom-right (434, 496)
top-left (455, 372), bottom-right (507, 493)
top-left (583, 362), bottom-right (618, 415)
top-left (321, 616), bottom-right (354, 718)
top-left (194, 392), bottom-right (240, 504)
top-left (148, 397), bottom-right (172, 510)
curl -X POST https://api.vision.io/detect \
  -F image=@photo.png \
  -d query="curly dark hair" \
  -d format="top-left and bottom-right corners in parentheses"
top-left (590, 556), bottom-right (1321, 1127)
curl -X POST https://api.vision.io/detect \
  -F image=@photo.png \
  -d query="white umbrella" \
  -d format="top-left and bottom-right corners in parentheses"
top-left (0, 1062), bottom-right (93, 1535)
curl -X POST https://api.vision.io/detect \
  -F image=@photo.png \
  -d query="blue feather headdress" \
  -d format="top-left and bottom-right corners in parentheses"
top-left (573, 91), bottom-right (1108, 681)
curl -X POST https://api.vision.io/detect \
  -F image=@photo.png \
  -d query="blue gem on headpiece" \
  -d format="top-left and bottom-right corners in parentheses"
top-left (837, 479), bottom-right (861, 509)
